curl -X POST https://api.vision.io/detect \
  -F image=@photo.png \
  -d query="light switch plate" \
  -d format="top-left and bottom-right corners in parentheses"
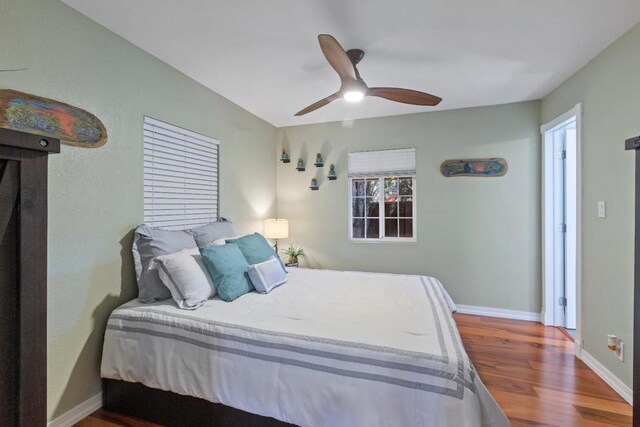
top-left (598, 201), bottom-right (606, 218)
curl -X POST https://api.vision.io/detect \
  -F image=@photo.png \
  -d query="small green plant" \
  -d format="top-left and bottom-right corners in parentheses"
top-left (281, 243), bottom-right (307, 264)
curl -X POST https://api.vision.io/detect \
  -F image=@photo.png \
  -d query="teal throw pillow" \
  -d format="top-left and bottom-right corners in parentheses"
top-left (226, 233), bottom-right (286, 273)
top-left (200, 243), bottom-right (253, 302)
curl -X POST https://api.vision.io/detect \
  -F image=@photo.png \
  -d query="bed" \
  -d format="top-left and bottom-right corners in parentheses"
top-left (101, 268), bottom-right (508, 427)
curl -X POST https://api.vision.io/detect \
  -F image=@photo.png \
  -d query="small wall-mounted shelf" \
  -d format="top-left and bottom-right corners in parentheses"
top-left (309, 178), bottom-right (319, 190)
top-left (280, 148), bottom-right (290, 163)
top-left (328, 164), bottom-right (336, 180)
top-left (296, 159), bottom-right (305, 171)
top-left (314, 153), bottom-right (324, 167)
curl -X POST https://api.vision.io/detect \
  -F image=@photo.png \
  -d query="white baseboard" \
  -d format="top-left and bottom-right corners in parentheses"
top-left (455, 304), bottom-right (541, 322)
top-left (47, 392), bottom-right (102, 427)
top-left (579, 349), bottom-right (633, 405)
top-left (574, 336), bottom-right (584, 358)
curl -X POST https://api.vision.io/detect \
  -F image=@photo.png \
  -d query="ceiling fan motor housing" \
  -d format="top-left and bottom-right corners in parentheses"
top-left (346, 49), bottom-right (365, 65)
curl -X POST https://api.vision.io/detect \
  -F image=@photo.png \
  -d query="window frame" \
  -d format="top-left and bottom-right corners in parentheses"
top-left (348, 175), bottom-right (417, 243)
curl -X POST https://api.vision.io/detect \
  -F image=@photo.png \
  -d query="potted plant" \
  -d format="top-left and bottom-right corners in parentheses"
top-left (281, 244), bottom-right (307, 265)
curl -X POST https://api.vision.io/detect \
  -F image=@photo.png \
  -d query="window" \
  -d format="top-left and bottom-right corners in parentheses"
top-left (348, 148), bottom-right (416, 241)
top-left (143, 116), bottom-right (219, 230)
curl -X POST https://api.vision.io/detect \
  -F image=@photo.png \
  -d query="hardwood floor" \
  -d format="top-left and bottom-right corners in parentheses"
top-left (76, 409), bottom-right (161, 427)
top-left (456, 314), bottom-right (631, 426)
top-left (77, 314), bottom-right (632, 426)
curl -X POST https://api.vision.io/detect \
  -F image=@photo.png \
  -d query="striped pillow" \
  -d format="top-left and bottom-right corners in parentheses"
top-left (247, 257), bottom-right (287, 294)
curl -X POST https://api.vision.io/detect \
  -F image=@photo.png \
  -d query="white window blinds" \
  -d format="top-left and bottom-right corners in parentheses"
top-left (143, 116), bottom-right (219, 230)
top-left (348, 148), bottom-right (416, 178)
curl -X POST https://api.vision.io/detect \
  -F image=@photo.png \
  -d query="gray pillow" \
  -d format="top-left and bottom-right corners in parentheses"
top-left (133, 224), bottom-right (198, 303)
top-left (189, 219), bottom-right (236, 247)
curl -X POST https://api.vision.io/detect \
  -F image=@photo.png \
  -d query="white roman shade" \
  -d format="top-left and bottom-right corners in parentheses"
top-left (348, 148), bottom-right (416, 178)
top-left (144, 116), bottom-right (219, 230)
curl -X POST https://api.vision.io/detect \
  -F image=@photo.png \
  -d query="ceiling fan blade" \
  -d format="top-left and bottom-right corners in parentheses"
top-left (294, 93), bottom-right (340, 116)
top-left (318, 34), bottom-right (356, 83)
top-left (368, 87), bottom-right (442, 106)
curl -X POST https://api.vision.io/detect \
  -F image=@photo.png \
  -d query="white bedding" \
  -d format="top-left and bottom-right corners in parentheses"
top-left (101, 268), bottom-right (508, 427)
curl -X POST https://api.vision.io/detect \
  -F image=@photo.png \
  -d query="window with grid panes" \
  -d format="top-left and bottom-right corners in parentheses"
top-left (348, 148), bottom-right (416, 242)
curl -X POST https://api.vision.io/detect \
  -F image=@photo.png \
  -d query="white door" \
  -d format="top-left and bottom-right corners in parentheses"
top-left (565, 125), bottom-right (577, 330)
top-left (542, 107), bottom-right (579, 330)
top-left (552, 129), bottom-right (567, 326)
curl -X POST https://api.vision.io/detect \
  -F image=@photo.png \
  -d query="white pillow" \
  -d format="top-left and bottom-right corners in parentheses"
top-left (247, 256), bottom-right (287, 294)
top-left (155, 247), bottom-right (216, 310)
top-left (211, 234), bottom-right (251, 246)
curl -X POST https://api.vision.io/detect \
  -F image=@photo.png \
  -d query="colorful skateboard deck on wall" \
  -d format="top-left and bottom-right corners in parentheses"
top-left (440, 158), bottom-right (507, 177)
top-left (0, 89), bottom-right (107, 148)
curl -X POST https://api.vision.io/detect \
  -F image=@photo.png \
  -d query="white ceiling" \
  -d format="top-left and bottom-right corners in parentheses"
top-left (61, 0), bottom-right (640, 127)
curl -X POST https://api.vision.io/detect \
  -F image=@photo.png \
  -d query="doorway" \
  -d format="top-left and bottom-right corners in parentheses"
top-left (542, 104), bottom-right (581, 336)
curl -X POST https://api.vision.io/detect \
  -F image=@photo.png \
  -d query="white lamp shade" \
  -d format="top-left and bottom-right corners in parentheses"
top-left (264, 219), bottom-right (289, 239)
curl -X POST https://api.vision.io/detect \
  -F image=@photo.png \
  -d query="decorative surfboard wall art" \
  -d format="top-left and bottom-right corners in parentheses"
top-left (440, 158), bottom-right (507, 177)
top-left (0, 89), bottom-right (107, 148)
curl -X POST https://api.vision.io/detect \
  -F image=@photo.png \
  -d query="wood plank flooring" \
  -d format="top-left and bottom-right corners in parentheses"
top-left (76, 409), bottom-right (161, 427)
top-left (77, 314), bottom-right (632, 426)
top-left (456, 314), bottom-right (631, 426)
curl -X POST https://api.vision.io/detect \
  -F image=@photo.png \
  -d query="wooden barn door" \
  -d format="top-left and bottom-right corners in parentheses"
top-left (627, 135), bottom-right (640, 426)
top-left (0, 157), bottom-right (19, 424)
top-left (0, 129), bottom-right (58, 427)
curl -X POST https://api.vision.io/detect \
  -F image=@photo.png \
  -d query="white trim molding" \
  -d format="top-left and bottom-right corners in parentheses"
top-left (579, 350), bottom-right (633, 405)
top-left (574, 336), bottom-right (584, 359)
top-left (540, 102), bottom-right (583, 134)
top-left (47, 392), bottom-right (102, 427)
top-left (455, 305), bottom-right (541, 322)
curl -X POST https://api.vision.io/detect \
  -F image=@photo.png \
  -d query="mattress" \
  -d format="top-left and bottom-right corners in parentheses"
top-left (101, 268), bottom-right (508, 427)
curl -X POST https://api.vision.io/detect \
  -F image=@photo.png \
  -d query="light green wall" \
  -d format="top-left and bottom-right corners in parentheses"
top-left (0, 0), bottom-right (277, 420)
top-left (542, 23), bottom-right (640, 388)
top-left (277, 101), bottom-right (542, 313)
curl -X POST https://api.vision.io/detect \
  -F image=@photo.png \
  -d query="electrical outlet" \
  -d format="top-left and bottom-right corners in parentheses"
top-left (616, 341), bottom-right (624, 362)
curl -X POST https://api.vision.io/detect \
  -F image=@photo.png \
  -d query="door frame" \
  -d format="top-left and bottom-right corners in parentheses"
top-left (540, 103), bottom-right (582, 340)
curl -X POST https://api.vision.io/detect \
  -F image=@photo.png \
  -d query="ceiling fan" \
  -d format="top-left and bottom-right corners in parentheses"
top-left (295, 34), bottom-right (442, 116)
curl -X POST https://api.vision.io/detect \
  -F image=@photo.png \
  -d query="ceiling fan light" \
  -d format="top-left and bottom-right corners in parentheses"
top-left (344, 90), bottom-right (365, 102)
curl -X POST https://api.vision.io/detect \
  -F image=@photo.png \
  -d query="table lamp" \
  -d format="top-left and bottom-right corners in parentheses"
top-left (264, 218), bottom-right (289, 253)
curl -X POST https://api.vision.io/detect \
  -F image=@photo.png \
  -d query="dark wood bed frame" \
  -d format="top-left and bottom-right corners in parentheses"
top-left (0, 128), bottom-right (59, 427)
top-left (104, 379), bottom-right (294, 426)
